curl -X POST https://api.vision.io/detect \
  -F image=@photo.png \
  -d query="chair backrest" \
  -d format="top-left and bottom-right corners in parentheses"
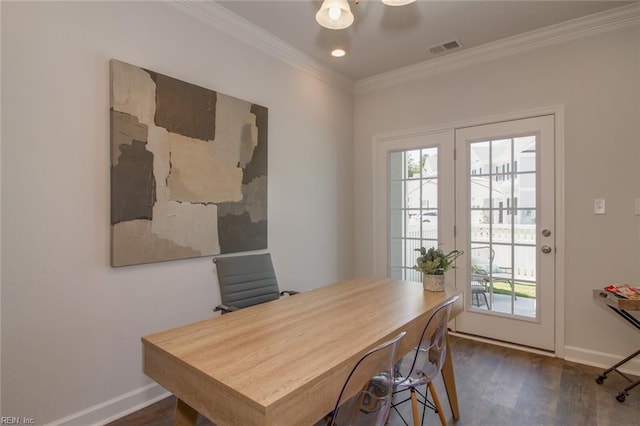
top-left (471, 246), bottom-right (497, 276)
top-left (330, 332), bottom-right (406, 426)
top-left (214, 253), bottom-right (280, 309)
top-left (397, 297), bottom-right (458, 384)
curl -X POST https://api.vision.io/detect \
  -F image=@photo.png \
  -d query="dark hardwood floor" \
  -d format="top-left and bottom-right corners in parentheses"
top-left (107, 335), bottom-right (639, 426)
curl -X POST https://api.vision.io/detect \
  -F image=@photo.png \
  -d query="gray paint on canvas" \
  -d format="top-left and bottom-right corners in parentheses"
top-left (217, 175), bottom-right (267, 223)
top-left (217, 103), bottom-right (268, 249)
top-left (217, 212), bottom-right (267, 254)
top-left (147, 70), bottom-right (217, 141)
top-left (111, 110), bottom-right (148, 167)
top-left (242, 104), bottom-right (268, 184)
top-left (111, 140), bottom-right (156, 225)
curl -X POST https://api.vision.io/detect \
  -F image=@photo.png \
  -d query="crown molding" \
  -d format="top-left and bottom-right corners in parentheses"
top-left (165, 1), bottom-right (638, 96)
top-left (165, 1), bottom-right (354, 92)
top-left (355, 3), bottom-right (640, 95)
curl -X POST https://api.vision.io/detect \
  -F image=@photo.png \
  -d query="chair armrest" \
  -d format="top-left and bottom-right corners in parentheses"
top-left (213, 304), bottom-right (240, 314)
top-left (280, 290), bottom-right (299, 296)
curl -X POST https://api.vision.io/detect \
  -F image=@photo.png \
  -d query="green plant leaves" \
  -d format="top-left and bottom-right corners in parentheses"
top-left (413, 247), bottom-right (463, 275)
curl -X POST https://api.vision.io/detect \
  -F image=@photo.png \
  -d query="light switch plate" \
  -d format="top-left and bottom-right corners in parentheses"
top-left (594, 199), bottom-right (605, 215)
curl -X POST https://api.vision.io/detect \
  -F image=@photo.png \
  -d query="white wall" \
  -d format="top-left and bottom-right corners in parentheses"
top-left (354, 26), bottom-right (639, 366)
top-left (1, 1), bottom-right (352, 424)
top-left (0, 1), bottom-right (3, 416)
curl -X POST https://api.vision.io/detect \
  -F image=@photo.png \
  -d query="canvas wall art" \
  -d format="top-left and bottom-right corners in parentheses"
top-left (110, 59), bottom-right (267, 267)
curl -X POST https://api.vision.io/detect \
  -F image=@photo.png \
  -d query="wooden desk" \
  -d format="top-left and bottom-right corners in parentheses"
top-left (142, 276), bottom-right (463, 426)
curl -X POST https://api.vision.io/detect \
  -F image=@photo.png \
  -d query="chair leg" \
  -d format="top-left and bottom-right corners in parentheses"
top-left (350, 390), bottom-right (368, 425)
top-left (482, 292), bottom-right (489, 309)
top-left (427, 382), bottom-right (447, 426)
top-left (386, 403), bottom-right (391, 425)
top-left (410, 388), bottom-right (420, 426)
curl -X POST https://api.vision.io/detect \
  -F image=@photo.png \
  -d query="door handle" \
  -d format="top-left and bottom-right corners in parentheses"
top-left (541, 245), bottom-right (552, 254)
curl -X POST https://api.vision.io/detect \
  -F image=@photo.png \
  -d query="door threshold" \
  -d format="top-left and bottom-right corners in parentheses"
top-left (450, 331), bottom-right (556, 357)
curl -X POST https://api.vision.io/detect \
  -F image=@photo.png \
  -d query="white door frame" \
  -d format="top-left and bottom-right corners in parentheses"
top-left (372, 105), bottom-right (565, 356)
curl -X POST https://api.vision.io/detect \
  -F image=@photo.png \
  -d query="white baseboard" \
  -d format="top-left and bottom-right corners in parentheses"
top-left (449, 331), bottom-right (555, 357)
top-left (564, 345), bottom-right (640, 376)
top-left (45, 383), bottom-right (170, 426)
top-left (452, 332), bottom-right (640, 376)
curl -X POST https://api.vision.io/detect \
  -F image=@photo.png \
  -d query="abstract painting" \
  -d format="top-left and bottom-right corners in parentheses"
top-left (110, 59), bottom-right (267, 266)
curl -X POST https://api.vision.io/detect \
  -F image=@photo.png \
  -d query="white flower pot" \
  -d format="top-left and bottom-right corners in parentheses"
top-left (423, 274), bottom-right (445, 292)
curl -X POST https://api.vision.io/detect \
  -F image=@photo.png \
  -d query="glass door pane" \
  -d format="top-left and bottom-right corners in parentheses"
top-left (469, 136), bottom-right (537, 318)
top-left (389, 147), bottom-right (439, 281)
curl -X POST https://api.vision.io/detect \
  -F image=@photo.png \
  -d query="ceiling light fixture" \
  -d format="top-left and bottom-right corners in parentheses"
top-left (381, 0), bottom-right (416, 6)
top-left (315, 0), bottom-right (354, 30)
top-left (316, 0), bottom-right (416, 30)
top-left (331, 49), bottom-right (346, 57)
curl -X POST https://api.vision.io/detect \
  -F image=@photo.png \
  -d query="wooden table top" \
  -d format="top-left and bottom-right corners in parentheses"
top-left (142, 276), bottom-right (463, 426)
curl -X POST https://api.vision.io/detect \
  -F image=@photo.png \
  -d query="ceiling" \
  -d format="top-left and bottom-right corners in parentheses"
top-left (216, 1), bottom-right (632, 81)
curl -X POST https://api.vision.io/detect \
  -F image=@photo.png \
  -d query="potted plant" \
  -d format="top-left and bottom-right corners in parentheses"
top-left (414, 246), bottom-right (463, 291)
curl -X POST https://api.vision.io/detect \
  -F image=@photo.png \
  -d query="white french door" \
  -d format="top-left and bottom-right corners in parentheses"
top-left (374, 114), bottom-right (558, 352)
top-left (454, 115), bottom-right (556, 351)
top-left (373, 130), bottom-right (455, 280)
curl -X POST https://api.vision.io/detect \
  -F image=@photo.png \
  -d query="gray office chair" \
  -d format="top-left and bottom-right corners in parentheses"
top-left (391, 297), bottom-right (458, 426)
top-left (213, 253), bottom-right (298, 314)
top-left (328, 332), bottom-right (406, 426)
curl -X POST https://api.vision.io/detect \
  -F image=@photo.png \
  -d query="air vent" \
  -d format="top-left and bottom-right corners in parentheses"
top-left (428, 39), bottom-right (462, 56)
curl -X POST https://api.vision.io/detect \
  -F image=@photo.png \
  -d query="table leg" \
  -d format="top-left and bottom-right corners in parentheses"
top-left (441, 334), bottom-right (460, 420)
top-left (175, 398), bottom-right (198, 426)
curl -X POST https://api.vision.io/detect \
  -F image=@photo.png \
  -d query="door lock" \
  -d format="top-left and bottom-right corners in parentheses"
top-left (542, 229), bottom-right (551, 237)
